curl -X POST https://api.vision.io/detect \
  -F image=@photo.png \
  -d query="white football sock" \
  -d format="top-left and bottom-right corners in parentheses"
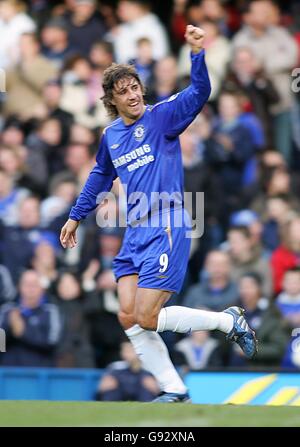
top-left (125, 324), bottom-right (187, 394)
top-left (157, 306), bottom-right (234, 334)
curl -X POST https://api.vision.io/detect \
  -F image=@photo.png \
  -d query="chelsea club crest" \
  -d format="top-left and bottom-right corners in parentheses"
top-left (133, 124), bottom-right (145, 142)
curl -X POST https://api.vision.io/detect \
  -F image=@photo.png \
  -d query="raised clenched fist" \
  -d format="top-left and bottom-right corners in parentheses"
top-left (184, 25), bottom-right (205, 54)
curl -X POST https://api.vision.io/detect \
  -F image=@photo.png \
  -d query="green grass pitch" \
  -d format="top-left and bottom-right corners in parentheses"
top-left (0, 401), bottom-right (299, 426)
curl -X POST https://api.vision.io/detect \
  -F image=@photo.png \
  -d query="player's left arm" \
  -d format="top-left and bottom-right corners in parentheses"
top-left (60, 133), bottom-right (117, 249)
top-left (152, 25), bottom-right (211, 138)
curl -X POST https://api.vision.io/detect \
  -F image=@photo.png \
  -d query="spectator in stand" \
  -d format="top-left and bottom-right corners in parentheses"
top-left (42, 79), bottom-right (74, 146)
top-left (276, 268), bottom-right (300, 369)
top-left (185, 0), bottom-right (203, 28)
top-left (234, 90), bottom-right (265, 153)
top-left (4, 32), bottom-right (58, 121)
top-left (172, 0), bottom-right (229, 53)
top-left (232, 0), bottom-right (298, 164)
top-left (227, 225), bottom-right (273, 298)
top-left (0, 195), bottom-right (57, 282)
top-left (60, 55), bottom-right (110, 128)
top-left (226, 46), bottom-right (279, 147)
top-left (53, 271), bottom-right (95, 368)
top-left (60, 55), bottom-right (95, 114)
top-left (244, 150), bottom-right (285, 207)
top-left (96, 1), bottom-right (119, 30)
top-left (89, 39), bottom-right (114, 96)
top-left (88, 40), bottom-right (115, 127)
top-left (262, 195), bottom-right (297, 253)
top-left (201, 0), bottom-right (230, 37)
top-left (109, 0), bottom-right (169, 63)
top-left (64, 0), bottom-right (107, 57)
top-left (183, 250), bottom-right (239, 312)
top-left (0, 168), bottom-right (29, 226)
top-left (41, 173), bottom-right (78, 243)
top-left (81, 225), bottom-right (125, 367)
top-left (70, 123), bottom-right (97, 147)
top-left (129, 38), bottom-right (156, 90)
top-left (31, 241), bottom-right (58, 292)
top-left (0, 269), bottom-right (62, 366)
top-left (271, 216), bottom-right (300, 294)
top-left (64, 142), bottom-right (94, 187)
top-left (41, 17), bottom-right (75, 70)
top-left (203, 90), bottom-right (255, 219)
top-left (173, 330), bottom-right (223, 372)
top-left (89, 40), bottom-right (114, 76)
top-left (276, 268), bottom-right (300, 328)
top-left (262, 150), bottom-right (288, 171)
top-left (0, 0), bottom-right (36, 69)
top-left (180, 122), bottom-right (223, 274)
top-left (170, 0), bottom-right (189, 53)
top-left (96, 341), bottom-right (159, 401)
top-left (0, 144), bottom-right (45, 197)
top-left (243, 149), bottom-right (300, 209)
top-left (181, 121), bottom-right (222, 224)
top-left (250, 167), bottom-right (300, 219)
top-left (228, 272), bottom-right (289, 368)
top-left (1, 119), bottom-right (25, 147)
top-left (146, 56), bottom-right (179, 104)
top-left (27, 117), bottom-right (65, 182)
top-left (41, 173), bottom-right (77, 227)
top-left (0, 264), bottom-right (16, 304)
top-left (229, 210), bottom-right (264, 253)
top-left (178, 19), bottom-right (231, 101)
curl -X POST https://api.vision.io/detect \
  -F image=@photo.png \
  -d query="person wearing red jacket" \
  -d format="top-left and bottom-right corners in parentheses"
top-left (271, 217), bottom-right (300, 294)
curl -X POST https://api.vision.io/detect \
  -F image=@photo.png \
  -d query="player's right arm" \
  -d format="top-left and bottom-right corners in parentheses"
top-left (60, 132), bottom-right (117, 249)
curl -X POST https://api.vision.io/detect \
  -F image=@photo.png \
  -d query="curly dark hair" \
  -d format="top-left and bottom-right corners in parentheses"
top-left (101, 63), bottom-right (146, 119)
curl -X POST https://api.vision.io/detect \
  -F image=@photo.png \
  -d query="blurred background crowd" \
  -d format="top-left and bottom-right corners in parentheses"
top-left (0, 0), bottom-right (300, 396)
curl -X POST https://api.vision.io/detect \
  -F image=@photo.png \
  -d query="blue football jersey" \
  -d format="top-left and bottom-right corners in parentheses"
top-left (69, 50), bottom-right (211, 225)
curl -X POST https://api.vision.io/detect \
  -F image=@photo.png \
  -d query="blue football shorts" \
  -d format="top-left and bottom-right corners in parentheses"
top-left (112, 208), bottom-right (192, 294)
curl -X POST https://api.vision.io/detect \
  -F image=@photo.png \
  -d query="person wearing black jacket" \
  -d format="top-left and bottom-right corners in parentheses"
top-left (64, 0), bottom-right (107, 57)
top-left (225, 46), bottom-right (280, 148)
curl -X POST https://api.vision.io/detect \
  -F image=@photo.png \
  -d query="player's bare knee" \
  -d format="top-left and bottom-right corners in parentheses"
top-left (135, 311), bottom-right (158, 331)
top-left (118, 310), bottom-right (136, 329)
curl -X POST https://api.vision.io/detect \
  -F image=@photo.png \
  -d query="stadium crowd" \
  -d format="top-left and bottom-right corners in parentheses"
top-left (0, 0), bottom-right (300, 385)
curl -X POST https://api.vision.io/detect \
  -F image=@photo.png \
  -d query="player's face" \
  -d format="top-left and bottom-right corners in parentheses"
top-left (111, 77), bottom-right (145, 125)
